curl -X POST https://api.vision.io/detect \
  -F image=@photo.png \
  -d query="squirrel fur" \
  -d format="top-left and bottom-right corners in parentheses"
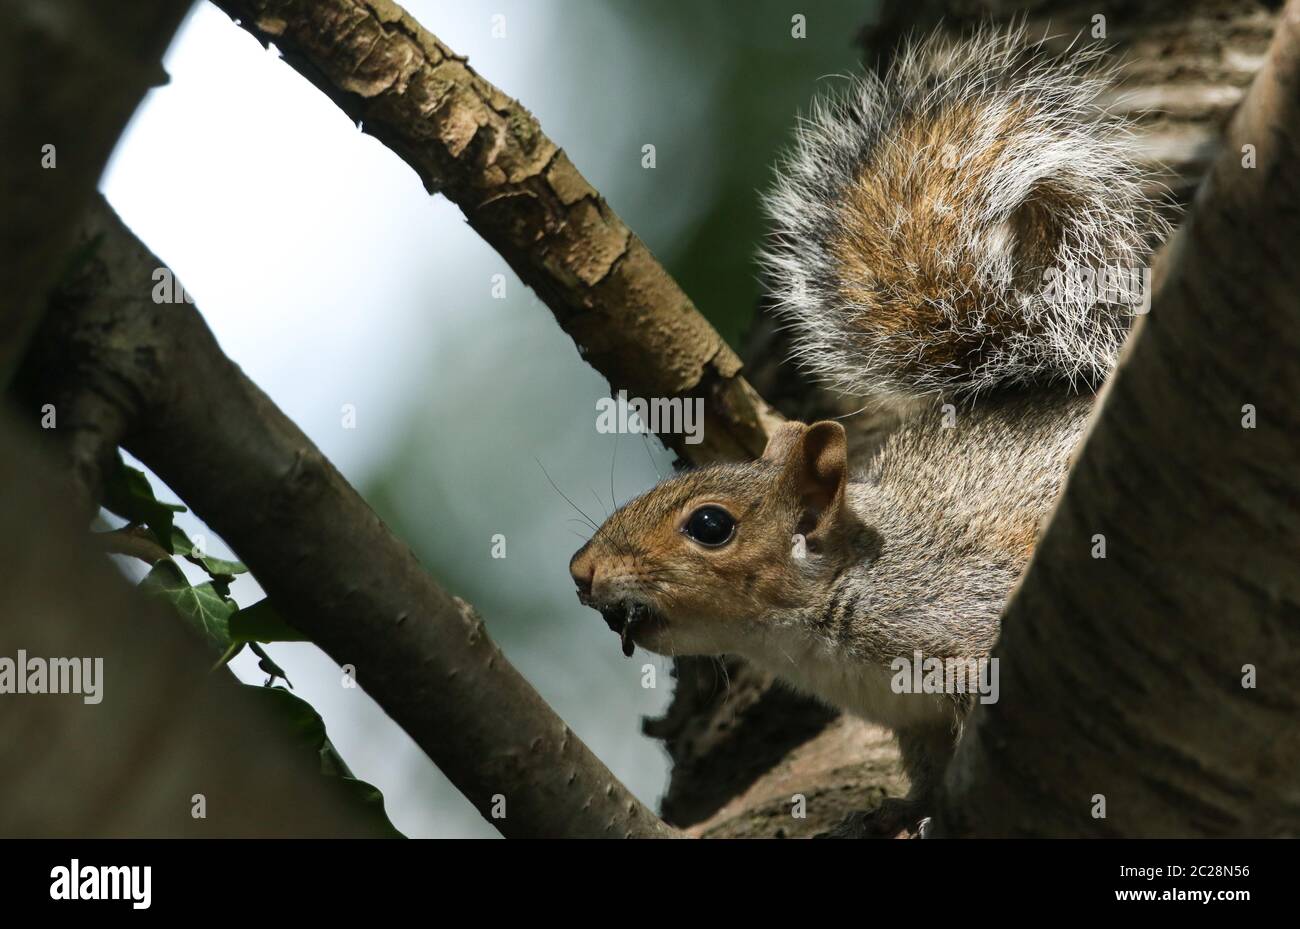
top-left (569, 25), bottom-right (1168, 836)
top-left (762, 23), bottom-right (1165, 399)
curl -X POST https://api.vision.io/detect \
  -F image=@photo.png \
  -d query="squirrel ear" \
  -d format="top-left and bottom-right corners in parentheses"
top-left (770, 421), bottom-right (848, 529)
top-left (761, 421), bottom-right (810, 463)
top-left (790, 421), bottom-right (848, 514)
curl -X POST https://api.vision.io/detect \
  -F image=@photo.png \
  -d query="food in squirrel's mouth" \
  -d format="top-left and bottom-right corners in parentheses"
top-left (596, 600), bottom-right (655, 657)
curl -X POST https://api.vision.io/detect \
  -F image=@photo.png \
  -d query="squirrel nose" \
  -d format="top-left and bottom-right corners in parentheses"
top-left (569, 548), bottom-right (595, 599)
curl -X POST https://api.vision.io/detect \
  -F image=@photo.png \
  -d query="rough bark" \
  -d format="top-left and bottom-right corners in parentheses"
top-left (0, 0), bottom-right (193, 387)
top-left (20, 196), bottom-right (677, 839)
top-left (0, 410), bottom-right (385, 837)
top-left (935, 0), bottom-right (1300, 837)
top-left (208, 0), bottom-right (783, 465)
top-left (654, 0), bottom-right (1283, 835)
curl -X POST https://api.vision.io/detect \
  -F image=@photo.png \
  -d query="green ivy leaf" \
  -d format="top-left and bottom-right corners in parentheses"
top-left (140, 559), bottom-right (236, 653)
top-left (102, 456), bottom-right (186, 553)
top-left (249, 683), bottom-right (327, 752)
top-left (170, 527), bottom-right (248, 579)
top-left (229, 598), bottom-right (309, 644)
top-left (243, 685), bottom-right (404, 838)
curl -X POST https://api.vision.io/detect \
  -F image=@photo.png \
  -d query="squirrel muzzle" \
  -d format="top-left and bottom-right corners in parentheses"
top-left (569, 546), bottom-right (664, 656)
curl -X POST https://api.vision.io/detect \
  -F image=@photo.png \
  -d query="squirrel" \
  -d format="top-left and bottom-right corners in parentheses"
top-left (568, 25), bottom-right (1168, 836)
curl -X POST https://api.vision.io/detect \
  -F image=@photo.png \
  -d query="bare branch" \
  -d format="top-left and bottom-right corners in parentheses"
top-left (24, 196), bottom-right (679, 839)
top-left (207, 0), bottom-right (783, 464)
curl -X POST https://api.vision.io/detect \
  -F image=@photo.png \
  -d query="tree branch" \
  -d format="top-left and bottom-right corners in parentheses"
top-left (206, 0), bottom-right (782, 464)
top-left (936, 0), bottom-right (1300, 837)
top-left (0, 0), bottom-right (193, 387)
top-left (23, 195), bottom-right (678, 839)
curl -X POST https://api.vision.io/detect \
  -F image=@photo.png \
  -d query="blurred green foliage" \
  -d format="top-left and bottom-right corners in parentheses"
top-left (604, 0), bottom-right (872, 345)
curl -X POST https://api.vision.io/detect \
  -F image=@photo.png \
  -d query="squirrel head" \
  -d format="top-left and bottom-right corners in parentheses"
top-left (569, 420), bottom-right (858, 657)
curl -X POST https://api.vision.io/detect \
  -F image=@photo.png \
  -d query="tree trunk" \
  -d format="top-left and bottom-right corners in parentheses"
top-left (936, 0), bottom-right (1300, 837)
top-left (0, 0), bottom-right (192, 385)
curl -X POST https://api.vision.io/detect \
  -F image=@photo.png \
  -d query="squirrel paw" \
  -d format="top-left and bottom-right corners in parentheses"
top-left (818, 798), bottom-right (929, 839)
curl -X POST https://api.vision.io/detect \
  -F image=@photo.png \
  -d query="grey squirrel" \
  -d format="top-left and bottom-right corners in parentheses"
top-left (568, 25), bottom-right (1168, 836)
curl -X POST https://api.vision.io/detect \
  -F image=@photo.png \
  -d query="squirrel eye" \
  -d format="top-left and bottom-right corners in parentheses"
top-left (683, 505), bottom-right (736, 547)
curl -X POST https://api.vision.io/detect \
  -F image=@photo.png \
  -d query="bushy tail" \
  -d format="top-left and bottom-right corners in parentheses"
top-left (759, 24), bottom-right (1169, 399)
